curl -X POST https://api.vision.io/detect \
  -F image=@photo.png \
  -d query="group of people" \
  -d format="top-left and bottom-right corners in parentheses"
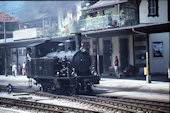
top-left (9, 62), bottom-right (26, 76)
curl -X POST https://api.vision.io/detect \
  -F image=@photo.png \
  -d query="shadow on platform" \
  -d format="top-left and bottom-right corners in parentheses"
top-left (100, 73), bottom-right (170, 82)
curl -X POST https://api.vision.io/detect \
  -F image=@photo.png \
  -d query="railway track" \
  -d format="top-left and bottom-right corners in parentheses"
top-left (0, 89), bottom-right (135, 113)
top-left (75, 95), bottom-right (170, 113)
top-left (0, 97), bottom-right (101, 113)
top-left (14, 88), bottom-right (170, 113)
top-left (0, 85), bottom-right (169, 113)
top-left (30, 92), bottom-right (136, 113)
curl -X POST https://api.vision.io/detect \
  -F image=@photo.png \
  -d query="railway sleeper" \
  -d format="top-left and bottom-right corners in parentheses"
top-left (1, 100), bottom-right (63, 112)
top-left (137, 107), bottom-right (142, 112)
top-left (4, 91), bottom-right (170, 113)
top-left (92, 97), bottom-right (169, 112)
top-left (117, 98), bottom-right (170, 110)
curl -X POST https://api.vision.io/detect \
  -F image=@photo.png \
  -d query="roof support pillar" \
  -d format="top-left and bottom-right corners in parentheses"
top-left (132, 28), bottom-right (151, 83)
top-left (3, 22), bottom-right (7, 76)
top-left (168, 33), bottom-right (170, 79)
top-left (146, 33), bottom-right (151, 83)
top-left (96, 38), bottom-right (100, 76)
top-left (16, 48), bottom-right (18, 75)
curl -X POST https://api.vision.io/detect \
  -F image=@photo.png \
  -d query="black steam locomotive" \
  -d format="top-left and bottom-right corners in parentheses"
top-left (26, 39), bottom-right (99, 95)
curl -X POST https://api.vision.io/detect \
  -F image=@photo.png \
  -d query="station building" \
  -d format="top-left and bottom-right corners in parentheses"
top-left (0, 0), bottom-right (169, 79)
top-left (139, 0), bottom-right (169, 75)
top-left (0, 11), bottom-right (19, 75)
top-left (80, 0), bottom-right (169, 77)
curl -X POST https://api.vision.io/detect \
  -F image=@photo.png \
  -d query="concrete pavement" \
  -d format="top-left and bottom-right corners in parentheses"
top-left (0, 75), bottom-right (169, 103)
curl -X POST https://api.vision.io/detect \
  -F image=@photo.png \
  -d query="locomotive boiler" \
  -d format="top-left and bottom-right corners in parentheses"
top-left (26, 39), bottom-right (100, 95)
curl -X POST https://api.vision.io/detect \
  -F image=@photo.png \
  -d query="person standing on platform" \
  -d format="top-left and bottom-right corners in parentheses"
top-left (27, 53), bottom-right (31, 61)
top-left (7, 64), bottom-right (12, 76)
top-left (18, 64), bottom-right (21, 75)
top-left (9, 64), bottom-right (12, 75)
top-left (22, 62), bottom-right (26, 75)
top-left (12, 63), bottom-right (17, 76)
top-left (114, 56), bottom-right (119, 78)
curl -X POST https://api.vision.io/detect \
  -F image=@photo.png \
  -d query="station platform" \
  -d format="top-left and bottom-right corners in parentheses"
top-left (94, 74), bottom-right (169, 103)
top-left (0, 75), bottom-right (169, 103)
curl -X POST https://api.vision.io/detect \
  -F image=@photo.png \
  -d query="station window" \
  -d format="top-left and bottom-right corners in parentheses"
top-left (148, 0), bottom-right (159, 17)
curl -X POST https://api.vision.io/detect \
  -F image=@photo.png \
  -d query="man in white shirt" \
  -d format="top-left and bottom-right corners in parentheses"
top-left (27, 53), bottom-right (31, 61)
top-left (22, 62), bottom-right (26, 75)
top-left (12, 63), bottom-right (17, 76)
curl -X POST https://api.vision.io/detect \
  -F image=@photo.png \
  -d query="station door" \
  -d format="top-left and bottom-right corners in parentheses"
top-left (103, 40), bottom-right (112, 73)
top-left (119, 38), bottom-right (128, 72)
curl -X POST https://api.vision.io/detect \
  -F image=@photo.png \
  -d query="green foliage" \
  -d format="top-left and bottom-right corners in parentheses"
top-left (80, 11), bottom-right (87, 19)
top-left (104, 9), bottom-right (111, 15)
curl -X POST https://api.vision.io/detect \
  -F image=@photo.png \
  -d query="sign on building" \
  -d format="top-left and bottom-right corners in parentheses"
top-left (13, 28), bottom-right (43, 40)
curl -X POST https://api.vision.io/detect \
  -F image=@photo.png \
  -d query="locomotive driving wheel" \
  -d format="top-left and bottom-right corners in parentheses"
top-left (68, 87), bottom-right (76, 95)
top-left (42, 83), bottom-right (53, 93)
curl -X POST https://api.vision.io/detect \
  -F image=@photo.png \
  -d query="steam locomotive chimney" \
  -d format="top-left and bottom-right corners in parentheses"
top-left (75, 33), bottom-right (81, 50)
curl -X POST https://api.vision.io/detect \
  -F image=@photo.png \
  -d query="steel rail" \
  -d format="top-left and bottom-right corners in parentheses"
top-left (17, 90), bottom-right (169, 113)
top-left (0, 97), bottom-right (65, 113)
top-left (0, 97), bottom-right (100, 113)
top-left (1, 88), bottom-right (136, 113)
top-left (111, 97), bottom-right (170, 111)
top-left (1, 85), bottom-right (169, 113)
top-left (28, 91), bottom-right (137, 113)
top-left (75, 95), bottom-right (170, 113)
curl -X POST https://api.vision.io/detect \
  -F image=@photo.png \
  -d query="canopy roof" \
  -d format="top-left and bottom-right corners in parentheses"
top-left (83, 0), bottom-right (128, 10)
top-left (82, 23), bottom-right (170, 38)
